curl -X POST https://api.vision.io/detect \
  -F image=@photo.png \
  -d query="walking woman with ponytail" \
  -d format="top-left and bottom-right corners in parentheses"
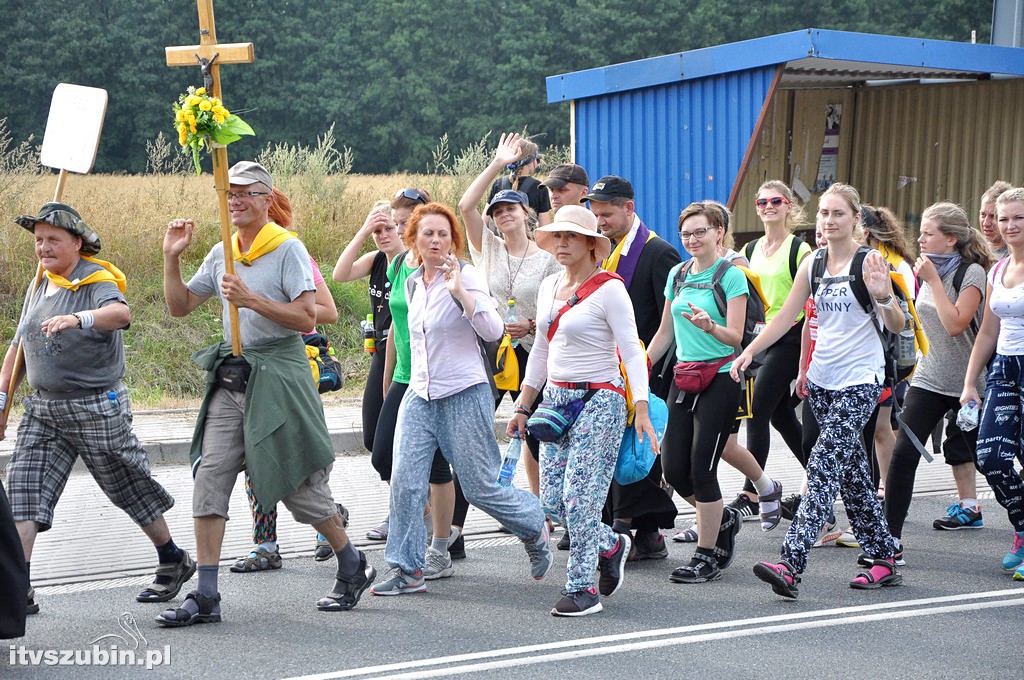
top-left (732, 183), bottom-right (905, 599)
top-left (883, 203), bottom-right (991, 557)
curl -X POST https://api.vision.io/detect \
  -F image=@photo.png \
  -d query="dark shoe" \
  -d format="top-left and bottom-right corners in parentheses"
top-left (669, 552), bottom-right (721, 583)
top-left (857, 538), bottom-right (905, 567)
top-left (314, 535), bottom-right (333, 562)
top-left (753, 560), bottom-right (800, 599)
top-left (230, 546), bottom-right (283, 573)
top-left (780, 494), bottom-right (802, 522)
top-left (336, 502), bottom-right (350, 528)
top-left (155, 590), bottom-right (222, 627)
top-left (727, 493), bottom-right (759, 521)
top-left (557, 530), bottom-right (571, 551)
top-left (27, 586), bottom-right (39, 615)
top-left (598, 533), bottom-right (631, 597)
top-left (523, 523), bottom-right (553, 581)
top-left (449, 528), bottom-right (467, 560)
top-left (137, 551), bottom-right (197, 603)
top-left (632, 531), bottom-right (669, 560)
top-left (850, 558), bottom-right (902, 590)
top-left (932, 503), bottom-right (983, 530)
top-left (550, 588), bottom-right (602, 617)
top-left (317, 552), bottom-right (376, 610)
top-left (758, 480), bottom-right (784, 532)
top-left (713, 506), bottom-right (741, 569)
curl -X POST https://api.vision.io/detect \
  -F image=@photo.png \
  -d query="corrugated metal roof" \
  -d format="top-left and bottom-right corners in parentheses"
top-left (547, 28), bottom-right (1024, 103)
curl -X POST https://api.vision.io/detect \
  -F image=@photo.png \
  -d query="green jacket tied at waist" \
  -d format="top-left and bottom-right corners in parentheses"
top-left (189, 334), bottom-right (334, 508)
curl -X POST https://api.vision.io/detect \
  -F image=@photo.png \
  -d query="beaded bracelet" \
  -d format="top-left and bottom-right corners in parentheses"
top-left (514, 404), bottom-right (531, 416)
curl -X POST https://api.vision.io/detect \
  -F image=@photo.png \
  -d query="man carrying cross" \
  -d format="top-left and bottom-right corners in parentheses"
top-left (0, 202), bottom-right (195, 615)
top-left (159, 161), bottom-right (373, 626)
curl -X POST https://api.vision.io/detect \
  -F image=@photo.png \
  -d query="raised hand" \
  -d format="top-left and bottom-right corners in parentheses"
top-left (164, 218), bottom-right (195, 258)
top-left (862, 250), bottom-right (894, 300)
top-left (494, 132), bottom-right (524, 168)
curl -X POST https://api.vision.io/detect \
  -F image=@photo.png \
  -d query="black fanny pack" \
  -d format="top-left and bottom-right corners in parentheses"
top-left (216, 355), bottom-right (252, 393)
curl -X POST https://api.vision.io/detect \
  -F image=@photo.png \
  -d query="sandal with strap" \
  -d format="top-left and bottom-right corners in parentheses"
top-left (850, 558), bottom-right (902, 590)
top-left (753, 560), bottom-right (800, 599)
top-left (713, 506), bottom-right (741, 569)
top-left (230, 546), bottom-right (283, 573)
top-left (758, 480), bottom-right (784, 532)
top-left (672, 527), bottom-right (698, 543)
top-left (155, 590), bottom-right (221, 627)
top-left (669, 552), bottom-right (721, 583)
top-left (137, 551), bottom-right (196, 603)
top-left (317, 553), bottom-right (376, 611)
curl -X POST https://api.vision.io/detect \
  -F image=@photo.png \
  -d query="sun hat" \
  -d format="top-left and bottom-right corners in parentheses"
top-left (228, 160), bottom-right (274, 189)
top-left (15, 202), bottom-right (102, 254)
top-left (484, 189), bottom-right (529, 216)
top-left (535, 205), bottom-right (611, 261)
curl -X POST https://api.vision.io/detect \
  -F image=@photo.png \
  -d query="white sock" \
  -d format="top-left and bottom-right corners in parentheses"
top-left (960, 498), bottom-right (979, 511)
top-left (752, 474), bottom-right (774, 497)
top-left (430, 535), bottom-right (449, 554)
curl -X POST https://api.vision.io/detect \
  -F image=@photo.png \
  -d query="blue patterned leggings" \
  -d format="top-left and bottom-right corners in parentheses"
top-left (976, 355), bottom-right (1024, 532)
top-left (782, 382), bottom-right (894, 572)
top-left (539, 383), bottom-right (626, 593)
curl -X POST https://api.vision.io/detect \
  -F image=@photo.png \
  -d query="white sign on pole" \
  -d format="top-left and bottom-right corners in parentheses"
top-left (39, 83), bottom-right (108, 173)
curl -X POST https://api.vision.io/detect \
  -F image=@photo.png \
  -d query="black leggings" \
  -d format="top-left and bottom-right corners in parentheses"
top-left (744, 323), bottom-right (804, 494)
top-left (361, 341), bottom-right (386, 452)
top-left (661, 373), bottom-right (740, 503)
top-left (884, 386), bottom-right (977, 539)
top-left (371, 381), bottom-right (453, 485)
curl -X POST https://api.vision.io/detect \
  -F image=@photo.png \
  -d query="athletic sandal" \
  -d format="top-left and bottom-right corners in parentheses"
top-left (317, 553), bottom-right (377, 611)
top-left (850, 558), bottom-right (902, 590)
top-left (154, 590), bottom-right (221, 627)
top-left (229, 547), bottom-right (282, 573)
top-left (753, 560), bottom-right (800, 599)
top-left (713, 506), bottom-right (741, 569)
top-left (759, 480), bottom-right (784, 532)
top-left (672, 527), bottom-right (698, 543)
top-left (669, 552), bottom-right (721, 584)
top-left (137, 551), bottom-right (196, 603)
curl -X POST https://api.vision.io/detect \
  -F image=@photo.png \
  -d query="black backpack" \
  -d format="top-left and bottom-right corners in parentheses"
top-left (744, 235), bottom-right (804, 281)
top-left (672, 258), bottom-right (769, 372)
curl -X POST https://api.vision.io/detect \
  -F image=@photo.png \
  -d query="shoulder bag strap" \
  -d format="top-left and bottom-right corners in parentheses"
top-left (546, 271), bottom-right (620, 342)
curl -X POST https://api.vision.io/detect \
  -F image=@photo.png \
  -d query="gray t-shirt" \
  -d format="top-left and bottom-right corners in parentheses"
top-left (912, 262), bottom-right (986, 397)
top-left (13, 259), bottom-right (128, 393)
top-left (187, 238), bottom-right (315, 347)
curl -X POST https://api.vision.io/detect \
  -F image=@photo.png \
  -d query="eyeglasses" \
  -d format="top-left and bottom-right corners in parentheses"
top-left (227, 191), bottom-right (270, 200)
top-left (679, 227), bottom-right (711, 241)
top-left (395, 188), bottom-right (428, 204)
top-left (755, 196), bottom-right (790, 209)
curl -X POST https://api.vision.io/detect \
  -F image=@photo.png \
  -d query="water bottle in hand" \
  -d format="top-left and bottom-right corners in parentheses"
top-left (504, 299), bottom-right (519, 348)
top-left (956, 400), bottom-right (979, 431)
top-left (497, 435), bottom-right (522, 487)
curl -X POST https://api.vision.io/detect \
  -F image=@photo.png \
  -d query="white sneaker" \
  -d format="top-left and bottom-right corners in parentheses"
top-left (835, 529), bottom-right (860, 548)
top-left (812, 521), bottom-right (843, 548)
top-left (422, 547), bottom-right (454, 580)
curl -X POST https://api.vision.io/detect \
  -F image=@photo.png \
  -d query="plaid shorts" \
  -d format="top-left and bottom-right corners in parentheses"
top-left (6, 384), bottom-right (174, 532)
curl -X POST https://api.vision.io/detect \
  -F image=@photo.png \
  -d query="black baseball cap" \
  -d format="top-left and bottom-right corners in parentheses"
top-left (584, 175), bottom-right (634, 202)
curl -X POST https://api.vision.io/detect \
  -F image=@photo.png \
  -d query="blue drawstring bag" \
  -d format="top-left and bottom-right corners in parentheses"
top-left (615, 393), bottom-right (668, 485)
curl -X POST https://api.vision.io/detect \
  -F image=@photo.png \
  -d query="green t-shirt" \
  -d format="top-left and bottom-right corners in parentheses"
top-left (664, 258), bottom-right (749, 373)
top-left (747, 233), bottom-right (812, 322)
top-left (387, 252), bottom-right (417, 384)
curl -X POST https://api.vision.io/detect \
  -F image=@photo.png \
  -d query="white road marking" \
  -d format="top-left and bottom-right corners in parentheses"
top-left (284, 589), bottom-right (1024, 680)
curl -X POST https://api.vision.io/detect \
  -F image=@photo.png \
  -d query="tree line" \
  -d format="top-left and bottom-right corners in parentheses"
top-left (0, 0), bottom-right (992, 174)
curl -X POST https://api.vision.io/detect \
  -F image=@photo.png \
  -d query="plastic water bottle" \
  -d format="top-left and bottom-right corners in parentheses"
top-left (956, 400), bottom-right (979, 431)
top-left (895, 305), bottom-right (916, 369)
top-left (362, 314), bottom-right (375, 353)
top-left (497, 435), bottom-right (522, 487)
top-left (504, 299), bottom-right (519, 348)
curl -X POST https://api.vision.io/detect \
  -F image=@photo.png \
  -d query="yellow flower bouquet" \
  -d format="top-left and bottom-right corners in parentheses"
top-left (172, 86), bottom-right (254, 174)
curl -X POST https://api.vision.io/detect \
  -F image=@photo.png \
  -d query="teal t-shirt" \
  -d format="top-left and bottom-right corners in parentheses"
top-left (664, 258), bottom-right (748, 372)
top-left (387, 253), bottom-right (417, 384)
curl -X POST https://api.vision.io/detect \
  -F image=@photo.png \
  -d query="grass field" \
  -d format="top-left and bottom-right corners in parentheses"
top-left (0, 171), bottom-right (469, 407)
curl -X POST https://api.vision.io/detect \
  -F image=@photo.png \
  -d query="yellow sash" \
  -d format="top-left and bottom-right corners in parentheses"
top-left (44, 255), bottom-right (127, 293)
top-left (602, 230), bottom-right (655, 272)
top-left (232, 223), bottom-right (297, 266)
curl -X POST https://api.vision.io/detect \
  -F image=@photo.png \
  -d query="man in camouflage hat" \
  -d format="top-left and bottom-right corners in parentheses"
top-left (0, 202), bottom-right (194, 616)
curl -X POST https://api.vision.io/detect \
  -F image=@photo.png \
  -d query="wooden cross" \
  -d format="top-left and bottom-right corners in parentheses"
top-left (165, 0), bottom-right (254, 355)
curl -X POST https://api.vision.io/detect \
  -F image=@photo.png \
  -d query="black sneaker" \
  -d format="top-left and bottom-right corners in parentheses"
top-left (780, 494), bottom-right (802, 522)
top-left (632, 531), bottom-right (669, 560)
top-left (598, 533), bottom-right (631, 597)
top-left (449, 529), bottom-right (466, 560)
top-left (27, 586), bottom-right (39, 615)
top-left (713, 506), bottom-right (741, 569)
top-left (557, 530), bottom-right (571, 551)
top-left (669, 552), bottom-right (721, 583)
top-left (550, 588), bottom-right (602, 617)
top-left (727, 493), bottom-right (760, 521)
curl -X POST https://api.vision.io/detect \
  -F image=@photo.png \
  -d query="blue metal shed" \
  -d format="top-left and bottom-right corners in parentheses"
top-left (546, 28), bottom-right (1024, 251)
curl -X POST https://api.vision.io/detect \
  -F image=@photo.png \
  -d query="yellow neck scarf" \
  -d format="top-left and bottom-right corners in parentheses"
top-left (44, 255), bottom-right (127, 293)
top-left (603, 230), bottom-right (655, 272)
top-left (232, 223), bottom-right (297, 266)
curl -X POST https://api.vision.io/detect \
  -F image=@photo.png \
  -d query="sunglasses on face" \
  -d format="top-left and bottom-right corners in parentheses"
top-left (755, 196), bottom-right (790, 209)
top-left (395, 188), bottom-right (428, 204)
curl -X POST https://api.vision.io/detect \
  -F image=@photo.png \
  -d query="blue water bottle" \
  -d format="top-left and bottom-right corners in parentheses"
top-left (497, 435), bottom-right (522, 487)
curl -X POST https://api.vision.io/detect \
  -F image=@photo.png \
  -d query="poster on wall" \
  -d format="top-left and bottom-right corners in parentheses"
top-left (812, 104), bottom-right (842, 193)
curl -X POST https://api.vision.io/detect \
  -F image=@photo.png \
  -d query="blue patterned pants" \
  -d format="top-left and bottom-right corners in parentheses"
top-left (976, 355), bottom-right (1024, 532)
top-left (539, 384), bottom-right (626, 593)
top-left (387, 382), bottom-right (545, 574)
top-left (782, 382), bottom-right (894, 572)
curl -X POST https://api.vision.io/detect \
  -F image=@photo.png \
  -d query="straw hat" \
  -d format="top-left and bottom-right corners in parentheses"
top-left (535, 205), bottom-right (611, 261)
